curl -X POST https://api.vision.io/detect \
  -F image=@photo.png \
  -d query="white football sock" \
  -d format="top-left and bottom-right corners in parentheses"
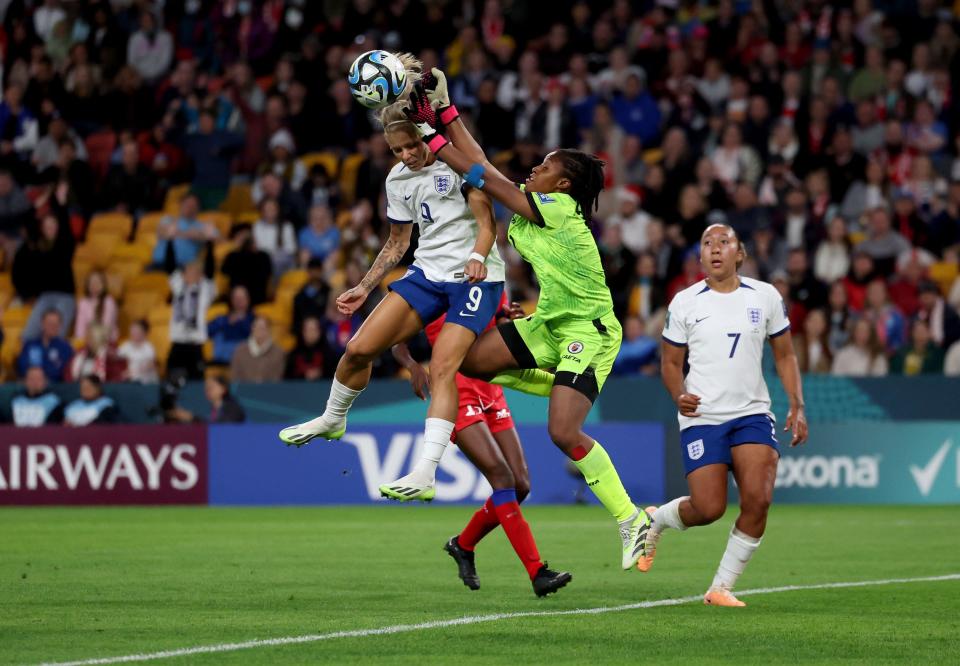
top-left (322, 378), bottom-right (363, 421)
top-left (711, 526), bottom-right (761, 591)
top-left (410, 417), bottom-right (455, 481)
top-left (653, 496), bottom-right (690, 534)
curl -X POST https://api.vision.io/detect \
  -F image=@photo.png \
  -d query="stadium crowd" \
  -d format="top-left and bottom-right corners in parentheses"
top-left (1, 0), bottom-right (959, 423)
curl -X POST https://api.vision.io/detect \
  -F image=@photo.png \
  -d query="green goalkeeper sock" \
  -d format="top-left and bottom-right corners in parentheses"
top-left (573, 441), bottom-right (635, 523)
top-left (490, 369), bottom-right (554, 397)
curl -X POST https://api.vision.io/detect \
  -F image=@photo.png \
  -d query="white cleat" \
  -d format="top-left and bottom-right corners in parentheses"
top-left (278, 415), bottom-right (346, 447)
top-left (379, 474), bottom-right (437, 502)
top-left (619, 507), bottom-right (652, 570)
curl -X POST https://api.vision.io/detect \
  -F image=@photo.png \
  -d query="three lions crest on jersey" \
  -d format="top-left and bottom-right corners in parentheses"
top-left (662, 277), bottom-right (790, 429)
top-left (385, 161), bottom-right (505, 284)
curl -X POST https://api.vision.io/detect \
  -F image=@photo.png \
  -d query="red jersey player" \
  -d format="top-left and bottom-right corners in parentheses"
top-left (391, 295), bottom-right (571, 597)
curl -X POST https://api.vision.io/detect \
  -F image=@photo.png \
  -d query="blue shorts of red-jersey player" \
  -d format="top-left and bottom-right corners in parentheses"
top-left (424, 291), bottom-right (516, 441)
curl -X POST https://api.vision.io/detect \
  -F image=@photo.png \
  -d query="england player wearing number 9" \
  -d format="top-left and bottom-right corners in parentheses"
top-left (278, 56), bottom-right (508, 501)
top-left (642, 223), bottom-right (808, 607)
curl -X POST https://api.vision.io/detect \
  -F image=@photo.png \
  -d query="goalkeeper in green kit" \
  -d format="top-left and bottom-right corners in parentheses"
top-left (380, 70), bottom-right (653, 571)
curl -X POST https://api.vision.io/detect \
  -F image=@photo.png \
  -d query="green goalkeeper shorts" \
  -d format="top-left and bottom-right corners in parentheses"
top-left (498, 310), bottom-right (622, 402)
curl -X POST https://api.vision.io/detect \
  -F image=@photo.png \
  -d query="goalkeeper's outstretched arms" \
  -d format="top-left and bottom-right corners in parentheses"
top-left (404, 81), bottom-right (538, 222)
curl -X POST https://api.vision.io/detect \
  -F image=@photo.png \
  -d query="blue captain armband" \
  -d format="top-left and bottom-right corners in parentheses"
top-left (464, 163), bottom-right (486, 189)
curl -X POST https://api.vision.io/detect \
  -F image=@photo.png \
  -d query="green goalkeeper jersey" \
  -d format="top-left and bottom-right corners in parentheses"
top-left (507, 187), bottom-right (614, 322)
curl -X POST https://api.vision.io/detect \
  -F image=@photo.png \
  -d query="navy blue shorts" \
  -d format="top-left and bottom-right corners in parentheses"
top-left (389, 266), bottom-right (504, 337)
top-left (679, 413), bottom-right (780, 475)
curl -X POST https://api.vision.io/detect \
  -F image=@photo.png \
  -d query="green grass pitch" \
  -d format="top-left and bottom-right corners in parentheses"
top-left (2, 505), bottom-right (959, 665)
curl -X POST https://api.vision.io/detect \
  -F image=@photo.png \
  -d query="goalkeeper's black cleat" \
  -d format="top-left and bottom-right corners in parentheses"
top-left (444, 536), bottom-right (480, 590)
top-left (532, 563), bottom-right (572, 598)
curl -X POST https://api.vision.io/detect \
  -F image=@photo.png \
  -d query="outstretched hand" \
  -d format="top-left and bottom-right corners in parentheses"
top-left (421, 67), bottom-right (450, 108)
top-left (403, 82), bottom-right (443, 142)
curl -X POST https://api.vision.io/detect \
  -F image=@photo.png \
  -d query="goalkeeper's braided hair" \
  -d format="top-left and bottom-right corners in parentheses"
top-left (552, 149), bottom-right (605, 224)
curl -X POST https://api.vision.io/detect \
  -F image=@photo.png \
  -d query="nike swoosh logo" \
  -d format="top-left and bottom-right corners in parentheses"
top-left (695, 316), bottom-right (710, 323)
top-left (404, 194), bottom-right (412, 200)
top-left (909, 439), bottom-right (952, 496)
top-left (458, 311), bottom-right (476, 317)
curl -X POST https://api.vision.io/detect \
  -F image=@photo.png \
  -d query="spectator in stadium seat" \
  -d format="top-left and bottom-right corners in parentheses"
top-left (0, 83), bottom-right (39, 159)
top-left (831, 318), bottom-right (889, 377)
top-left (73, 270), bottom-right (118, 341)
top-left (292, 258), bottom-right (330, 334)
top-left (840, 160), bottom-right (890, 225)
top-left (855, 207), bottom-right (912, 276)
top-left (204, 375), bottom-right (246, 423)
top-left (606, 186), bottom-right (650, 255)
top-left (915, 280), bottom-right (960, 350)
top-left (230, 316), bottom-right (285, 383)
top-left (862, 280), bottom-right (907, 354)
top-left (14, 211), bottom-right (76, 339)
top-left (826, 281), bottom-right (853, 353)
top-left (611, 315), bottom-right (657, 376)
top-left (794, 309), bottom-right (833, 374)
top-left (299, 163), bottom-right (341, 212)
top-left (151, 192), bottom-right (218, 270)
top-left (252, 171), bottom-right (306, 230)
top-left (626, 252), bottom-right (666, 321)
top-left (178, 108), bottom-right (245, 210)
top-left (850, 100), bottom-right (884, 156)
top-left (221, 225), bottom-right (272, 306)
top-left (17, 309), bottom-right (73, 382)
top-left (166, 241), bottom-right (216, 380)
top-left (928, 180), bottom-right (960, 253)
top-left (117, 320), bottom-right (158, 384)
top-left (9, 366), bottom-right (63, 426)
top-left (208, 286), bottom-right (254, 366)
top-left (64, 374), bottom-right (119, 425)
top-left (814, 217), bottom-right (852, 285)
top-left (32, 114), bottom-right (86, 172)
top-left (102, 140), bottom-right (157, 215)
top-left (258, 129), bottom-right (307, 191)
top-left (252, 197), bottom-right (297, 275)
top-left (284, 316), bottom-right (334, 381)
top-left (67, 323), bottom-right (126, 383)
top-left (61, 64), bottom-right (105, 138)
top-left (890, 319), bottom-right (944, 375)
top-left (786, 249), bottom-right (828, 311)
top-left (298, 205), bottom-right (340, 266)
top-left (126, 9), bottom-right (174, 85)
top-left (0, 168), bottom-right (33, 262)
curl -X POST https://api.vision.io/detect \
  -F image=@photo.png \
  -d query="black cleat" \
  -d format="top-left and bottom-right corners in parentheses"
top-left (532, 563), bottom-right (572, 597)
top-left (444, 536), bottom-right (480, 590)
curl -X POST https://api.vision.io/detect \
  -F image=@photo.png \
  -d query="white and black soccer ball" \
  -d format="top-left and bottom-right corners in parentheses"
top-left (347, 50), bottom-right (408, 110)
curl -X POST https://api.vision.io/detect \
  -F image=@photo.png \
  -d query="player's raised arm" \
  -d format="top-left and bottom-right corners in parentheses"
top-left (404, 84), bottom-right (537, 222)
top-left (769, 331), bottom-right (808, 446)
top-left (420, 68), bottom-right (510, 182)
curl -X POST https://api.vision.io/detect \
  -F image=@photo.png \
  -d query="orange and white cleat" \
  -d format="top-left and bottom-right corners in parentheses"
top-left (635, 506), bottom-right (659, 573)
top-left (703, 587), bottom-right (746, 607)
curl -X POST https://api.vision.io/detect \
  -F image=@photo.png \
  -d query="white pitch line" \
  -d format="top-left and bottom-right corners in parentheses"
top-left (39, 573), bottom-right (960, 666)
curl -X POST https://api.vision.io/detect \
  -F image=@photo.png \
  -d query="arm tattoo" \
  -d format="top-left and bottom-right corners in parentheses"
top-left (359, 235), bottom-right (406, 291)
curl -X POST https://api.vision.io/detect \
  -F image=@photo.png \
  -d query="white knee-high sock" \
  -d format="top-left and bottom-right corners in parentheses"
top-left (322, 378), bottom-right (363, 420)
top-left (410, 418), bottom-right (455, 481)
top-left (652, 496), bottom-right (690, 534)
top-left (711, 526), bottom-right (761, 591)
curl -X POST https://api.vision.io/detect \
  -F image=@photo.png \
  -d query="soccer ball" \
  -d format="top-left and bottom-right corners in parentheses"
top-left (347, 50), bottom-right (408, 109)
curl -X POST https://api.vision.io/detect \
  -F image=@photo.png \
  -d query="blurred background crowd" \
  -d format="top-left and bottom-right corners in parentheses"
top-left (1, 0), bottom-right (960, 426)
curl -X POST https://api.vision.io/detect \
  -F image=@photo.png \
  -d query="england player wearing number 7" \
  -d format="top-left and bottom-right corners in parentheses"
top-left (278, 56), bottom-right (509, 504)
top-left (641, 223), bottom-right (809, 607)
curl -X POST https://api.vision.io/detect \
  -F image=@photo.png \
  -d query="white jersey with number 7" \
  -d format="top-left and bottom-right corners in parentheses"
top-left (662, 277), bottom-right (790, 429)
